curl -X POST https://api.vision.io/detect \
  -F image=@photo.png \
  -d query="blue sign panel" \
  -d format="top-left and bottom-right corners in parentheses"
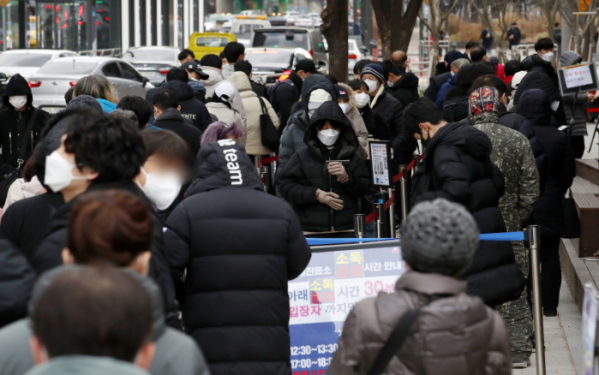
top-left (288, 246), bottom-right (405, 374)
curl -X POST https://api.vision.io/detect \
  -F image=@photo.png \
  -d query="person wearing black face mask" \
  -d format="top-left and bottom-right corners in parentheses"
top-left (402, 98), bottom-right (525, 309)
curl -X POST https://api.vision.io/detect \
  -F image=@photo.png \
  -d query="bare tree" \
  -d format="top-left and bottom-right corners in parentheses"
top-left (470, 0), bottom-right (521, 62)
top-left (371, 0), bottom-right (424, 59)
top-left (536, 0), bottom-right (560, 42)
top-left (419, 0), bottom-right (459, 76)
top-left (320, 1), bottom-right (348, 82)
top-left (560, 0), bottom-right (598, 54)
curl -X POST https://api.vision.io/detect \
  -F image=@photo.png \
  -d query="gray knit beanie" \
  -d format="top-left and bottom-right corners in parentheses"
top-left (66, 94), bottom-right (103, 112)
top-left (400, 198), bottom-right (479, 275)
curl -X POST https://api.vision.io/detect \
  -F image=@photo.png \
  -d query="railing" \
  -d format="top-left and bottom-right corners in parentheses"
top-left (78, 48), bottom-right (122, 57)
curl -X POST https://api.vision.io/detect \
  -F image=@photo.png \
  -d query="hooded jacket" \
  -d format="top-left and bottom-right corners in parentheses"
top-left (386, 72), bottom-right (420, 108)
top-left (328, 271), bottom-right (512, 375)
top-left (269, 71), bottom-right (303, 132)
top-left (277, 75), bottom-right (337, 178)
top-left (411, 121), bottom-right (525, 306)
top-left (228, 72), bottom-right (280, 155)
top-left (164, 140), bottom-right (311, 375)
top-left (200, 66), bottom-right (248, 129)
top-left (32, 181), bottom-right (181, 329)
top-left (560, 51), bottom-right (589, 137)
top-left (516, 89), bottom-right (576, 236)
top-left (96, 98), bottom-right (117, 113)
top-left (147, 80), bottom-right (212, 132)
top-left (521, 54), bottom-right (558, 87)
top-left (435, 72), bottom-right (457, 109)
top-left (152, 108), bottom-right (202, 157)
top-left (205, 100), bottom-right (245, 144)
top-left (0, 239), bottom-right (36, 330)
top-left (0, 266), bottom-right (209, 375)
top-left (0, 74), bottom-right (49, 174)
top-left (423, 71), bottom-right (452, 102)
top-left (278, 101), bottom-right (371, 232)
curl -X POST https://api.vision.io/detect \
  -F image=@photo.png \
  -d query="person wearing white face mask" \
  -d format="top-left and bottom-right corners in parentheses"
top-left (181, 60), bottom-right (208, 102)
top-left (0, 73), bottom-right (49, 205)
top-left (136, 129), bottom-right (191, 219)
top-left (279, 100), bottom-right (371, 234)
top-left (348, 79), bottom-right (392, 140)
top-left (359, 64), bottom-right (405, 148)
top-left (334, 84), bottom-right (369, 158)
top-left (521, 37), bottom-right (559, 88)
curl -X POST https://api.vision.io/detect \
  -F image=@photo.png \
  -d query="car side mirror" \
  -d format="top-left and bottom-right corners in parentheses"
top-left (318, 60), bottom-right (326, 67)
top-left (142, 77), bottom-right (150, 87)
top-left (0, 73), bottom-right (7, 84)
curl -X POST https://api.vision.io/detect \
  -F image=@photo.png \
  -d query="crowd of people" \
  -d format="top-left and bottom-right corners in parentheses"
top-left (0, 36), bottom-right (587, 374)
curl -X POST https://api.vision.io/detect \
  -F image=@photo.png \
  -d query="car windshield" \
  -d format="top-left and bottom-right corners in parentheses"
top-left (0, 53), bottom-right (53, 67)
top-left (37, 60), bottom-right (98, 75)
top-left (253, 31), bottom-right (308, 48)
top-left (245, 50), bottom-right (293, 65)
top-left (123, 49), bottom-right (175, 61)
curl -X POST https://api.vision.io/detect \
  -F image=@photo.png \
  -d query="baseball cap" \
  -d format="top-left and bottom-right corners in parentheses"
top-left (295, 60), bottom-right (317, 74)
top-left (214, 81), bottom-right (236, 103)
top-left (182, 61), bottom-right (209, 80)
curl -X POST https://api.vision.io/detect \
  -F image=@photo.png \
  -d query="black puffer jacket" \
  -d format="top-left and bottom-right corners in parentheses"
top-left (0, 239), bottom-right (36, 329)
top-left (498, 106), bottom-right (547, 191)
top-left (423, 71), bottom-right (451, 102)
top-left (442, 93), bottom-right (469, 122)
top-left (32, 180), bottom-right (181, 329)
top-left (0, 74), bottom-right (49, 174)
top-left (516, 89), bottom-right (576, 236)
top-left (371, 88), bottom-right (404, 141)
top-left (387, 72), bottom-right (420, 108)
top-left (360, 104), bottom-right (391, 141)
top-left (164, 140), bottom-right (311, 375)
top-left (411, 120), bottom-right (524, 306)
top-left (279, 101), bottom-right (371, 232)
top-left (521, 54), bottom-right (558, 87)
top-left (269, 71), bottom-right (303, 133)
top-left (147, 80), bottom-right (212, 132)
top-left (152, 108), bottom-right (202, 157)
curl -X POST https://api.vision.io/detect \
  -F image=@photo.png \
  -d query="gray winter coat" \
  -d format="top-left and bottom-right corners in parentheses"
top-left (277, 75), bottom-right (337, 178)
top-left (560, 51), bottom-right (589, 137)
top-left (328, 271), bottom-right (512, 375)
top-left (0, 266), bottom-right (210, 375)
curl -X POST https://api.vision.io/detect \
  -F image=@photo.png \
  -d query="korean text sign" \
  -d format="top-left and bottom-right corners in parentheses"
top-left (564, 64), bottom-right (593, 89)
top-left (288, 245), bottom-right (405, 374)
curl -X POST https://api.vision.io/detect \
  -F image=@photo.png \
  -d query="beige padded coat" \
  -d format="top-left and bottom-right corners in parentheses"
top-left (328, 271), bottom-right (512, 375)
top-left (228, 72), bottom-right (280, 155)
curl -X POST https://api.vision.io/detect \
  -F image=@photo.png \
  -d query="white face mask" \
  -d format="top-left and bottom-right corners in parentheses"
top-left (44, 151), bottom-right (88, 193)
top-left (541, 52), bottom-right (554, 62)
top-left (387, 80), bottom-right (394, 87)
top-left (9, 95), bottom-right (27, 109)
top-left (137, 167), bottom-right (182, 210)
top-left (354, 93), bottom-right (370, 109)
top-left (339, 103), bottom-right (350, 114)
top-left (450, 71), bottom-right (456, 76)
top-left (364, 79), bottom-right (379, 93)
top-left (317, 128), bottom-right (340, 146)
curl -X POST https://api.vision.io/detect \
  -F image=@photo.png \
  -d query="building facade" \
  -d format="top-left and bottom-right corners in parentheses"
top-left (0, 0), bottom-right (207, 54)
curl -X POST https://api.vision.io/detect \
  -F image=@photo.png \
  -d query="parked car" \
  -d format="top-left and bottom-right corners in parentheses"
top-left (348, 39), bottom-right (366, 71)
top-left (283, 11), bottom-right (300, 26)
top-left (0, 49), bottom-right (77, 79)
top-left (189, 32), bottom-right (236, 59)
top-left (244, 47), bottom-right (314, 86)
top-left (250, 27), bottom-right (328, 70)
top-left (229, 16), bottom-right (271, 41)
top-left (122, 46), bottom-right (180, 85)
top-left (27, 56), bottom-right (153, 111)
top-left (267, 15), bottom-right (287, 27)
top-left (294, 15), bottom-right (316, 28)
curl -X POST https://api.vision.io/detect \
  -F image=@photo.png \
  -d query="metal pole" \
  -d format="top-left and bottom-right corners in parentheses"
top-left (353, 214), bottom-right (365, 238)
top-left (260, 166), bottom-right (269, 193)
top-left (269, 152), bottom-right (277, 191)
top-left (388, 187), bottom-right (395, 237)
top-left (576, 16), bottom-right (580, 55)
top-left (399, 165), bottom-right (409, 221)
top-left (528, 225), bottom-right (546, 375)
top-left (413, 153), bottom-right (421, 172)
top-left (374, 201), bottom-right (384, 238)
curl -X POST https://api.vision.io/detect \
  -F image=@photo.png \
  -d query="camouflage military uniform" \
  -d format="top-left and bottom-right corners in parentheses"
top-left (472, 111), bottom-right (540, 363)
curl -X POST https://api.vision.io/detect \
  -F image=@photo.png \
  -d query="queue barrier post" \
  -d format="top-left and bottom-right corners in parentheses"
top-left (374, 190), bottom-right (390, 238)
top-left (528, 225), bottom-right (546, 375)
top-left (399, 165), bottom-right (409, 222)
top-left (354, 214), bottom-right (366, 238)
top-left (413, 153), bottom-right (421, 172)
top-left (260, 166), bottom-right (270, 193)
top-left (388, 187), bottom-right (396, 237)
top-left (269, 152), bottom-right (277, 191)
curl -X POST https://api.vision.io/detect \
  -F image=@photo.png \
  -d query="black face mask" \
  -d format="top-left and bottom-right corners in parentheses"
top-left (420, 131), bottom-right (431, 149)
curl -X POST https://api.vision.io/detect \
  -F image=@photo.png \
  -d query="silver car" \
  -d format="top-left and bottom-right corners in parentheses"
top-left (0, 49), bottom-right (78, 79)
top-left (28, 56), bottom-right (153, 112)
top-left (122, 46), bottom-right (180, 85)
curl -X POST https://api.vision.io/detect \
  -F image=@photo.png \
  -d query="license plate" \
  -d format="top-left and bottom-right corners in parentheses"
top-left (141, 72), bottom-right (157, 77)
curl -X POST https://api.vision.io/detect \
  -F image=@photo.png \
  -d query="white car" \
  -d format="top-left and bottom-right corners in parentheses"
top-left (348, 39), bottom-right (366, 71)
top-left (123, 46), bottom-right (180, 85)
top-left (283, 11), bottom-right (301, 26)
top-left (0, 49), bottom-right (77, 79)
top-left (28, 56), bottom-right (154, 111)
top-left (294, 15), bottom-right (316, 28)
top-left (244, 47), bottom-right (314, 86)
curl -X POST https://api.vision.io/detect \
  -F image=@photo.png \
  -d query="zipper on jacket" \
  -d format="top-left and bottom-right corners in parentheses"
top-left (9, 132), bottom-right (12, 154)
top-left (328, 155), bottom-right (334, 232)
